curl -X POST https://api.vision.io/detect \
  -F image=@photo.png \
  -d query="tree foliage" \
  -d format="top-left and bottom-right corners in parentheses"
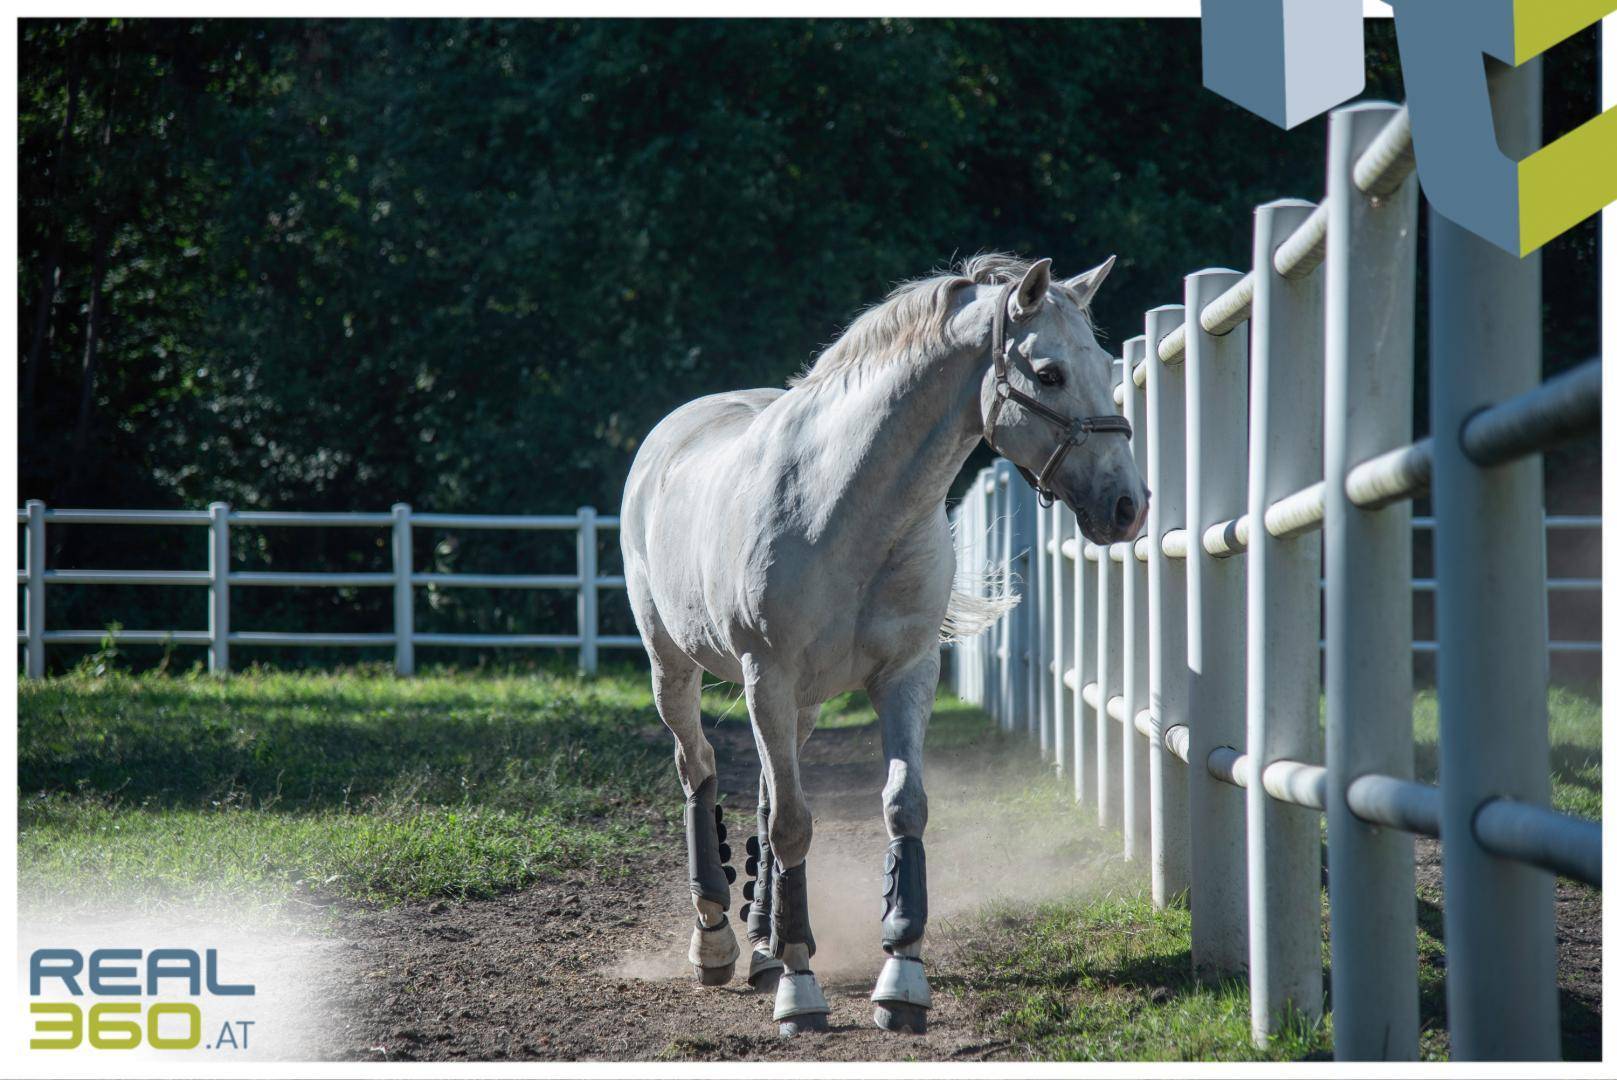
top-left (16, 18), bottom-right (1599, 667)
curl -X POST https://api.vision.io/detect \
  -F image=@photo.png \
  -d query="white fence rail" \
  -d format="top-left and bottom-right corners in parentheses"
top-left (16, 502), bottom-right (637, 676)
top-left (950, 96), bottom-right (1601, 1062)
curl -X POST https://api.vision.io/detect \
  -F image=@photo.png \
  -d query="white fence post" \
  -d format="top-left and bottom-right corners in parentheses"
top-left (25, 499), bottom-right (46, 679)
top-left (1035, 489), bottom-right (1053, 757)
top-left (959, 480), bottom-right (976, 703)
top-left (1072, 529), bottom-right (1098, 804)
top-left (1145, 305), bottom-right (1189, 906)
top-left (984, 472), bottom-right (998, 717)
top-left (1246, 199), bottom-right (1326, 1040)
top-left (976, 468), bottom-right (989, 704)
top-left (1049, 501), bottom-right (1073, 777)
top-left (208, 501), bottom-right (231, 675)
top-left (1095, 496), bottom-right (1123, 826)
top-left (997, 461), bottom-right (1016, 728)
top-left (392, 503), bottom-right (415, 676)
top-left (1011, 472), bottom-right (1036, 734)
top-left (1121, 338), bottom-right (1151, 860)
top-left (1184, 267), bottom-right (1251, 982)
top-left (577, 505), bottom-right (599, 674)
top-left (1430, 59), bottom-right (1559, 1059)
top-left (1322, 101), bottom-right (1420, 1060)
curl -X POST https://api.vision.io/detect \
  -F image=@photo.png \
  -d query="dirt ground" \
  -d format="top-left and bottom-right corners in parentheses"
top-left (1411, 837), bottom-right (1604, 1061)
top-left (310, 716), bottom-right (1604, 1062)
top-left (315, 713), bottom-right (1119, 1062)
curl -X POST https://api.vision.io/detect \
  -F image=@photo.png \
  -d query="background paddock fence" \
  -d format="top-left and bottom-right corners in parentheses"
top-left (16, 502), bottom-right (637, 676)
top-left (948, 94), bottom-right (1602, 1061)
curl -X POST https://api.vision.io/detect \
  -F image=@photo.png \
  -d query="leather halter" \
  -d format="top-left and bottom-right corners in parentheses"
top-left (981, 284), bottom-right (1133, 507)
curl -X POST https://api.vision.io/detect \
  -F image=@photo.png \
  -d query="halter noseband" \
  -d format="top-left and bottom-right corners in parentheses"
top-left (981, 283), bottom-right (1133, 507)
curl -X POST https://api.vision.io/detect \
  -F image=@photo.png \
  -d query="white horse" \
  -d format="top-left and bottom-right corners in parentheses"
top-left (619, 254), bottom-right (1147, 1035)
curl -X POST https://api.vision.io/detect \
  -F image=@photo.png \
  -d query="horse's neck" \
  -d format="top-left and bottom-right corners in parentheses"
top-left (795, 327), bottom-right (988, 543)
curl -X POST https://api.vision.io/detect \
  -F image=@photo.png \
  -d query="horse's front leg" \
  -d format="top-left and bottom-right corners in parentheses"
top-left (745, 664), bottom-right (829, 1035)
top-left (869, 649), bottom-right (938, 1034)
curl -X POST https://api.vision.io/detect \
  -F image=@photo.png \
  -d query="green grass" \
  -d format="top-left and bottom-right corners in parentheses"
top-left (949, 876), bottom-right (1468, 1061)
top-left (19, 663), bottom-right (1601, 1060)
top-left (19, 663), bottom-right (678, 911)
top-left (1413, 685), bottom-right (1602, 818)
top-left (942, 683), bottom-right (1601, 1062)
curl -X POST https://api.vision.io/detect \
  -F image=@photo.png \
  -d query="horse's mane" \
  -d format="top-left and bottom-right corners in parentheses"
top-left (788, 252), bottom-right (1093, 389)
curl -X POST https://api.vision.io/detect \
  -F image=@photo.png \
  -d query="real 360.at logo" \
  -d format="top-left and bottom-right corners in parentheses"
top-left (28, 947), bottom-right (258, 1053)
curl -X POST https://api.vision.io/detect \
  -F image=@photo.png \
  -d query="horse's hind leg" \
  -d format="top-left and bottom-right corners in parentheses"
top-left (740, 769), bottom-right (783, 991)
top-left (651, 652), bottom-right (740, 986)
top-left (868, 651), bottom-right (938, 1034)
top-left (746, 669), bottom-right (829, 1035)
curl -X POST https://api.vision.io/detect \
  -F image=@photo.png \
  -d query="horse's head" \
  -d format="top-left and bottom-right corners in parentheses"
top-left (979, 256), bottom-right (1148, 544)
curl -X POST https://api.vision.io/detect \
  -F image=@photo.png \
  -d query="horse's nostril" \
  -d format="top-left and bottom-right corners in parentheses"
top-left (1114, 495), bottom-right (1136, 530)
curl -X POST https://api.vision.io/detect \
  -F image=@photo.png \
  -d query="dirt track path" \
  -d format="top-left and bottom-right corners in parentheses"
top-left (322, 712), bottom-right (1110, 1062)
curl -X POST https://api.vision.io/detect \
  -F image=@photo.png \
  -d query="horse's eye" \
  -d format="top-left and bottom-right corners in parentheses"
top-left (1036, 366), bottom-right (1063, 387)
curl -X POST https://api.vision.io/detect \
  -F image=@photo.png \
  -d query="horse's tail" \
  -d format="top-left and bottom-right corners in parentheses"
top-left (939, 517), bottom-right (1020, 641)
top-left (940, 582), bottom-right (1019, 642)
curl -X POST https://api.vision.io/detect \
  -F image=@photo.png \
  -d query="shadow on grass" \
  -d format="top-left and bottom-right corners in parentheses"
top-left (19, 672), bottom-right (676, 813)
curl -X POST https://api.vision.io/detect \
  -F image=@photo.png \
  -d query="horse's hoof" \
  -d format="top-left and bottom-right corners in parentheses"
top-left (778, 1011), bottom-right (830, 1036)
top-left (773, 970), bottom-right (830, 1033)
top-left (694, 960), bottom-right (735, 986)
top-left (687, 914), bottom-right (739, 986)
top-left (747, 949), bottom-right (785, 993)
top-left (873, 1001), bottom-right (929, 1034)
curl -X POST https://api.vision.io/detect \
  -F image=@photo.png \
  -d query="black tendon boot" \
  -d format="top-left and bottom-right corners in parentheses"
top-left (880, 835), bottom-right (928, 951)
top-left (684, 775), bottom-right (735, 909)
top-left (873, 836), bottom-right (930, 1033)
top-left (769, 859), bottom-right (828, 1034)
top-left (683, 776), bottom-right (737, 985)
top-left (739, 806), bottom-right (783, 990)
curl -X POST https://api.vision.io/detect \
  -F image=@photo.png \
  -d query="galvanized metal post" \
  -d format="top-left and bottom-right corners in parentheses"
top-left (1245, 200), bottom-right (1326, 1040)
top-left (392, 503), bottom-right (415, 676)
top-left (1431, 58), bottom-right (1558, 1060)
top-left (208, 502), bottom-right (231, 675)
top-left (1072, 522), bottom-right (1098, 804)
top-left (25, 499), bottom-right (46, 679)
top-left (577, 505), bottom-right (599, 674)
top-left (1322, 101), bottom-right (1419, 1060)
top-left (1049, 501), bottom-right (1073, 777)
top-left (1145, 305), bottom-right (1190, 905)
top-left (1121, 339), bottom-right (1152, 859)
top-left (1184, 267), bottom-right (1250, 981)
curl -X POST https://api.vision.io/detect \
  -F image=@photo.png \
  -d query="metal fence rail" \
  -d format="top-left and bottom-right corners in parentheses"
top-left (16, 502), bottom-right (638, 676)
top-left (949, 95), bottom-right (1602, 1062)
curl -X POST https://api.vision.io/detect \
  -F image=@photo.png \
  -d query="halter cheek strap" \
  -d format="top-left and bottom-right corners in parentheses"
top-left (981, 284), bottom-right (1133, 507)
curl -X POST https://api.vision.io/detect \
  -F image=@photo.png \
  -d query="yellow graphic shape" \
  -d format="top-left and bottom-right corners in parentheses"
top-left (1518, 104), bottom-right (1617, 254)
top-left (1513, 0), bottom-right (1615, 62)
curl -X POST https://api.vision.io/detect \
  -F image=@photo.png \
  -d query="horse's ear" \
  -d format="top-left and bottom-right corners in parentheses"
top-left (1010, 257), bottom-right (1053, 321)
top-left (1061, 255), bottom-right (1117, 309)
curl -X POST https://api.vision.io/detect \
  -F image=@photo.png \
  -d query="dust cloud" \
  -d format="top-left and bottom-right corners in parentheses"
top-left (605, 747), bottom-right (1124, 991)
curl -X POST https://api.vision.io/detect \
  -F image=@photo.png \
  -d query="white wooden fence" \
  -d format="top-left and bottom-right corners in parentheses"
top-left (16, 502), bottom-right (638, 677)
top-left (949, 97), bottom-right (1602, 1061)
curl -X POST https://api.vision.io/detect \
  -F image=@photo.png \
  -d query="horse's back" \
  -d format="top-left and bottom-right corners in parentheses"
top-left (621, 387), bottom-right (783, 537)
top-left (620, 387), bottom-right (785, 671)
